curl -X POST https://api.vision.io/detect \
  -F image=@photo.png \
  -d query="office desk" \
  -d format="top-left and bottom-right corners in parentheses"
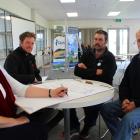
top-left (115, 53), bottom-right (136, 61)
top-left (15, 79), bottom-right (114, 140)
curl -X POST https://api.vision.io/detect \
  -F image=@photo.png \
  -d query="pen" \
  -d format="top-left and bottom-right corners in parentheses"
top-left (61, 84), bottom-right (68, 96)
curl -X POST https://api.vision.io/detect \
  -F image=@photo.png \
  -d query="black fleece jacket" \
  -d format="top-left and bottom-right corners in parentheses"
top-left (119, 53), bottom-right (140, 107)
top-left (4, 47), bottom-right (42, 84)
top-left (74, 48), bottom-right (117, 85)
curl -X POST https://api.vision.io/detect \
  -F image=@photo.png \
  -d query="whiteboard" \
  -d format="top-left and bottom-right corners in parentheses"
top-left (11, 16), bottom-right (36, 54)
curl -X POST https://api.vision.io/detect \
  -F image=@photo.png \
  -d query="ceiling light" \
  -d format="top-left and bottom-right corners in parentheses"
top-left (107, 12), bottom-right (120, 16)
top-left (120, 0), bottom-right (135, 1)
top-left (60, 0), bottom-right (75, 3)
top-left (67, 12), bottom-right (78, 17)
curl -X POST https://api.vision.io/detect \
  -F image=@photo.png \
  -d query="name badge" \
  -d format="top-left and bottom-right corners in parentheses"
top-left (97, 62), bottom-right (101, 66)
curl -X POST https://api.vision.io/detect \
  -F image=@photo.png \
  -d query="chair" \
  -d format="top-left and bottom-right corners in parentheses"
top-left (99, 87), bottom-right (119, 139)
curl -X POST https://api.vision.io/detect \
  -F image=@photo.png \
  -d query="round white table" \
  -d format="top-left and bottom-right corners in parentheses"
top-left (50, 80), bottom-right (114, 140)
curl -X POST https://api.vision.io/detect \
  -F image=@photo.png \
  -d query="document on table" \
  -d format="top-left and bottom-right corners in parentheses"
top-left (15, 79), bottom-right (113, 114)
top-left (38, 79), bottom-right (113, 96)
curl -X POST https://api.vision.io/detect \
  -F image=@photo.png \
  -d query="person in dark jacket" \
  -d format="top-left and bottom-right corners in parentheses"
top-left (70, 30), bottom-right (117, 139)
top-left (4, 32), bottom-right (41, 85)
top-left (74, 46), bottom-right (116, 84)
top-left (4, 32), bottom-right (64, 133)
top-left (100, 30), bottom-right (140, 140)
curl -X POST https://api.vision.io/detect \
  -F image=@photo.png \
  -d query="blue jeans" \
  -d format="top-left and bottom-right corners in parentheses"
top-left (100, 100), bottom-right (140, 140)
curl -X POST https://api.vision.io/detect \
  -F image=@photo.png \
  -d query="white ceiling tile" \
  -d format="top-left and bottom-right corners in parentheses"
top-left (19, 0), bottom-right (140, 20)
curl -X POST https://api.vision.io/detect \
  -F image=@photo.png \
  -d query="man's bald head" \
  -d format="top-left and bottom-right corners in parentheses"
top-left (136, 30), bottom-right (140, 49)
top-left (136, 30), bottom-right (140, 37)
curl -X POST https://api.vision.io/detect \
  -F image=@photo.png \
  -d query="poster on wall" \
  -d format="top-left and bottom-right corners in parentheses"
top-left (53, 36), bottom-right (66, 69)
top-left (67, 27), bottom-right (79, 67)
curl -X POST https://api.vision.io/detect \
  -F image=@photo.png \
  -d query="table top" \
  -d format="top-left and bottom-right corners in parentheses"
top-left (52, 89), bottom-right (114, 109)
top-left (15, 79), bottom-right (114, 114)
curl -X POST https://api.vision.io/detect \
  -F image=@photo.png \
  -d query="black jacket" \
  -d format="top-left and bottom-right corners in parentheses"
top-left (119, 53), bottom-right (140, 107)
top-left (4, 47), bottom-right (42, 84)
top-left (74, 48), bottom-right (117, 85)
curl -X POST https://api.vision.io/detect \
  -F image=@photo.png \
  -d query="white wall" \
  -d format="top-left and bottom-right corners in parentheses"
top-left (0, 0), bottom-right (31, 20)
top-left (0, 0), bottom-right (48, 27)
top-left (31, 9), bottom-right (48, 27)
top-left (49, 19), bottom-right (140, 54)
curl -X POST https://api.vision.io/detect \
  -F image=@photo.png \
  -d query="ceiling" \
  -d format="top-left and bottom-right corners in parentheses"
top-left (19, 0), bottom-right (140, 20)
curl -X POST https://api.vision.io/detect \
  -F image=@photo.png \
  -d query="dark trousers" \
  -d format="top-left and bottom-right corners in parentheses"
top-left (0, 108), bottom-right (63, 140)
top-left (70, 104), bottom-right (103, 130)
top-left (0, 123), bottom-right (48, 140)
top-left (20, 108), bottom-right (63, 131)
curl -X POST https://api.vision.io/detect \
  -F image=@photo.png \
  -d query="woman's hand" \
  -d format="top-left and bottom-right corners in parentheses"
top-left (15, 116), bottom-right (30, 125)
top-left (0, 116), bottom-right (30, 128)
top-left (50, 87), bottom-right (68, 97)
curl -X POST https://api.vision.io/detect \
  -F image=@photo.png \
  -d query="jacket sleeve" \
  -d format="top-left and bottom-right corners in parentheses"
top-left (119, 65), bottom-right (130, 103)
top-left (4, 54), bottom-right (35, 84)
top-left (1, 66), bottom-right (28, 97)
top-left (31, 56), bottom-right (42, 81)
top-left (119, 58), bottom-right (140, 107)
top-left (97, 54), bottom-right (117, 84)
top-left (74, 64), bottom-right (97, 79)
top-left (133, 99), bottom-right (140, 107)
top-left (74, 52), bottom-right (97, 79)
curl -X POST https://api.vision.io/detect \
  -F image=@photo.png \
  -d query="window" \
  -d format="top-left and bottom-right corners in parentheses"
top-left (36, 25), bottom-right (46, 52)
top-left (108, 28), bottom-right (129, 55)
top-left (0, 10), bottom-right (6, 59)
top-left (0, 9), bottom-right (12, 60)
top-left (5, 12), bottom-right (12, 55)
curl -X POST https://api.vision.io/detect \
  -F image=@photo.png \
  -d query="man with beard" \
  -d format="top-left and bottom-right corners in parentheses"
top-left (4, 32), bottom-right (41, 84)
top-left (4, 32), bottom-right (63, 133)
top-left (70, 30), bottom-right (117, 139)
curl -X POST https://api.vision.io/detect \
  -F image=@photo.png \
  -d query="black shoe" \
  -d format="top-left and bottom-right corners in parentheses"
top-left (80, 125), bottom-right (91, 139)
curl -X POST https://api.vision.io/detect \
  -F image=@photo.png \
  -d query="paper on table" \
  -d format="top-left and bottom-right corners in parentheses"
top-left (37, 79), bottom-right (113, 95)
top-left (15, 79), bottom-right (113, 114)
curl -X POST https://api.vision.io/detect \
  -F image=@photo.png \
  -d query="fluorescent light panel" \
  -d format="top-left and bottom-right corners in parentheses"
top-left (67, 12), bottom-right (78, 17)
top-left (107, 11), bottom-right (120, 16)
top-left (120, 0), bottom-right (135, 1)
top-left (60, 0), bottom-right (75, 3)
